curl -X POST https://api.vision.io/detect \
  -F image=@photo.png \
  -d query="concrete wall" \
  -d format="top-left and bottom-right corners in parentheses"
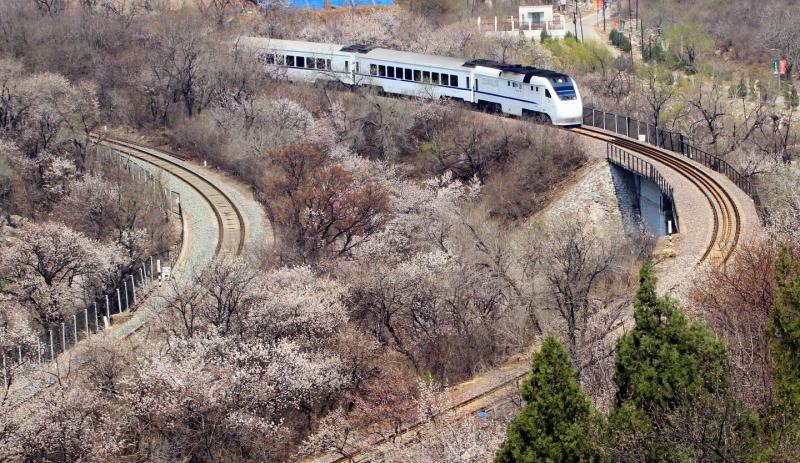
top-left (609, 164), bottom-right (669, 237)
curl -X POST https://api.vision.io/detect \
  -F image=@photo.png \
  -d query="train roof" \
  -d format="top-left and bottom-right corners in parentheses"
top-left (237, 37), bottom-right (345, 55)
top-left (357, 47), bottom-right (472, 71)
top-left (239, 37), bottom-right (571, 82)
top-left (463, 59), bottom-right (570, 83)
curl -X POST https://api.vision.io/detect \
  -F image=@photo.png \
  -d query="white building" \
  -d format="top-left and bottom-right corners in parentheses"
top-left (477, 4), bottom-right (567, 41)
top-left (518, 5), bottom-right (554, 26)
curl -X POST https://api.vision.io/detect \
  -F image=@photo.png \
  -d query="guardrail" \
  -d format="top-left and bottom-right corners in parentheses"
top-left (583, 106), bottom-right (765, 221)
top-left (1, 146), bottom-right (184, 387)
top-left (607, 143), bottom-right (679, 233)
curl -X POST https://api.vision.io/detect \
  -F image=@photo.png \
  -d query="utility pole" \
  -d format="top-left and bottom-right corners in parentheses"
top-left (574, 0), bottom-right (582, 41)
top-left (602, 0), bottom-right (606, 33)
top-left (573, 11), bottom-right (578, 39)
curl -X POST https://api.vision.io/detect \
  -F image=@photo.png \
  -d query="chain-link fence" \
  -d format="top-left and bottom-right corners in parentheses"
top-left (607, 143), bottom-right (679, 233)
top-left (583, 106), bottom-right (765, 221)
top-left (2, 145), bottom-right (184, 387)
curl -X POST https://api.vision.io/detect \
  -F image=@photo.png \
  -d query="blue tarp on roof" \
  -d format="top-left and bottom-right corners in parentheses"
top-left (287, 0), bottom-right (393, 8)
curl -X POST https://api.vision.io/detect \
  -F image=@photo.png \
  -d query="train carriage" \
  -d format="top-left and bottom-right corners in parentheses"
top-left (239, 37), bottom-right (583, 126)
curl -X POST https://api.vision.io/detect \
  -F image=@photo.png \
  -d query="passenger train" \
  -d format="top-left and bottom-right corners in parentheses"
top-left (239, 38), bottom-right (583, 127)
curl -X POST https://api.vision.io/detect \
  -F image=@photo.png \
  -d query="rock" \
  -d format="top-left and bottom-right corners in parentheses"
top-left (8, 215), bottom-right (24, 228)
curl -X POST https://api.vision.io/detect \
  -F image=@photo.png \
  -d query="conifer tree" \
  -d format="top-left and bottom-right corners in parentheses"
top-left (609, 262), bottom-right (730, 459)
top-left (767, 248), bottom-right (800, 452)
top-left (495, 336), bottom-right (599, 463)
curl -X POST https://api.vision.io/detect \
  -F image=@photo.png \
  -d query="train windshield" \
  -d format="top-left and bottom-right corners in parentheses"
top-left (550, 76), bottom-right (577, 100)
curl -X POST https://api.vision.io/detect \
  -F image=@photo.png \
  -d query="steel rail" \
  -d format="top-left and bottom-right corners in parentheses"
top-left (94, 136), bottom-right (246, 256)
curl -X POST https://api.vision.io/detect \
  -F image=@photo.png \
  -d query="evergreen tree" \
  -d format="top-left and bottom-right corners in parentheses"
top-left (495, 336), bottom-right (599, 463)
top-left (767, 249), bottom-right (800, 453)
top-left (608, 262), bottom-right (731, 459)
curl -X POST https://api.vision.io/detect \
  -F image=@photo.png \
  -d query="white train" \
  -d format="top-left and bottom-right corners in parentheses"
top-left (239, 38), bottom-right (583, 126)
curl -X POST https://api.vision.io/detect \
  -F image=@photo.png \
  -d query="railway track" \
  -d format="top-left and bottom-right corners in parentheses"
top-left (95, 136), bottom-right (246, 256)
top-left (571, 126), bottom-right (741, 264)
top-left (313, 124), bottom-right (745, 462)
top-left (7, 136), bottom-right (248, 410)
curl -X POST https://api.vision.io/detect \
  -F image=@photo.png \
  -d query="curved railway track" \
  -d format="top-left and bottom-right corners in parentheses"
top-left (8, 136), bottom-right (248, 410)
top-left (572, 126), bottom-right (741, 264)
top-left (316, 123), bottom-right (746, 463)
top-left (95, 136), bottom-right (246, 256)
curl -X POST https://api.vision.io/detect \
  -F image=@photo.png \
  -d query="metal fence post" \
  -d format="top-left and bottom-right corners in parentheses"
top-left (130, 275), bottom-right (136, 304)
top-left (116, 288), bottom-right (122, 315)
top-left (49, 331), bottom-right (54, 361)
top-left (140, 266), bottom-right (145, 288)
top-left (73, 313), bottom-right (78, 343)
top-left (61, 323), bottom-right (66, 352)
top-left (603, 111), bottom-right (607, 130)
top-left (123, 282), bottom-right (128, 311)
top-left (626, 116), bottom-right (630, 137)
top-left (94, 302), bottom-right (99, 333)
top-left (615, 114), bottom-right (618, 133)
top-left (84, 309), bottom-right (89, 337)
top-left (106, 294), bottom-right (111, 323)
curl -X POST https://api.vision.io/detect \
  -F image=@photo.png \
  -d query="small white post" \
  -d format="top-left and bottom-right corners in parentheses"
top-left (94, 302), bottom-right (99, 332)
top-left (494, 16), bottom-right (498, 32)
top-left (61, 322), bottom-right (66, 352)
top-left (116, 288), bottom-right (121, 316)
top-left (511, 16), bottom-right (515, 31)
top-left (477, 16), bottom-right (481, 32)
top-left (84, 309), bottom-right (89, 336)
top-left (103, 316), bottom-right (110, 330)
top-left (73, 313), bottom-right (78, 343)
top-left (49, 331), bottom-right (54, 360)
top-left (130, 275), bottom-right (136, 304)
top-left (123, 284), bottom-right (129, 311)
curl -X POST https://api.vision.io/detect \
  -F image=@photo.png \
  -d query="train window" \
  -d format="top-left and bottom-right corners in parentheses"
top-left (286, 55), bottom-right (295, 67)
top-left (545, 89), bottom-right (552, 98)
top-left (422, 71), bottom-right (430, 83)
top-left (276, 54), bottom-right (285, 65)
top-left (404, 68), bottom-right (412, 80)
top-left (261, 53), bottom-right (274, 64)
top-left (317, 58), bottom-right (325, 69)
top-left (326, 59), bottom-right (331, 70)
top-left (307, 58), bottom-right (315, 69)
top-left (450, 75), bottom-right (458, 87)
top-left (414, 70), bottom-right (421, 81)
top-left (345, 61), bottom-right (349, 72)
top-left (297, 56), bottom-right (305, 68)
top-left (355, 62), bottom-right (360, 73)
top-left (431, 72), bottom-right (439, 84)
top-left (370, 64), bottom-right (377, 76)
top-left (396, 67), bottom-right (403, 78)
top-left (379, 65), bottom-right (386, 77)
top-left (387, 67), bottom-right (394, 78)
top-left (466, 76), bottom-right (470, 89)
